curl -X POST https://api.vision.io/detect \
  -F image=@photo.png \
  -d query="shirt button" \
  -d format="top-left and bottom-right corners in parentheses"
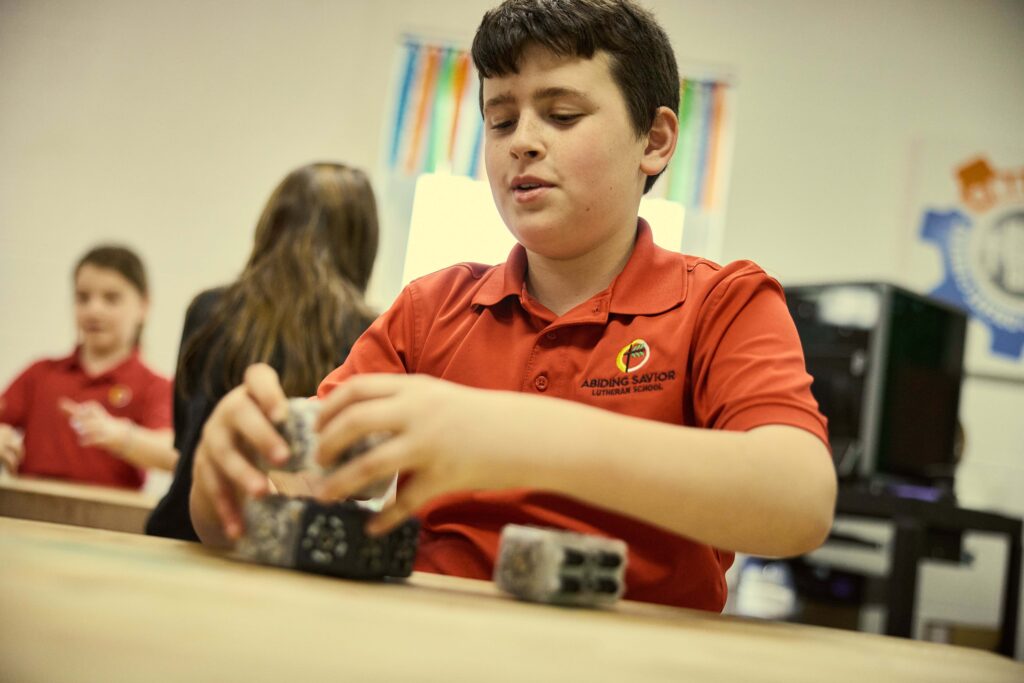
top-left (545, 331), bottom-right (557, 341)
top-left (534, 374), bottom-right (549, 392)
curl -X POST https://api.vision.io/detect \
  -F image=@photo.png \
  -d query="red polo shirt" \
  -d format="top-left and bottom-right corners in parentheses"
top-left (0, 347), bottom-right (172, 489)
top-left (319, 220), bottom-right (828, 611)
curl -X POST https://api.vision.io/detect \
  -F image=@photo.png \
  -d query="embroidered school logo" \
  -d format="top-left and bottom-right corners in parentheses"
top-left (580, 339), bottom-right (676, 397)
top-left (918, 156), bottom-right (1024, 359)
top-left (615, 339), bottom-right (651, 373)
top-left (108, 385), bottom-right (133, 408)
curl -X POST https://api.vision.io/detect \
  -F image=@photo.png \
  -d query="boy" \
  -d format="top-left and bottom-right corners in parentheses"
top-left (190, 0), bottom-right (835, 611)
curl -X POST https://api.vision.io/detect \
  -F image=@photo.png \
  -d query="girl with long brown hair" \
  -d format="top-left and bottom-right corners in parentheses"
top-left (146, 162), bottom-right (379, 540)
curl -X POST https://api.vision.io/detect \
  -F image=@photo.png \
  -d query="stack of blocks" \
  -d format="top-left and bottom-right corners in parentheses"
top-left (237, 397), bottom-right (629, 604)
top-left (237, 397), bottom-right (414, 579)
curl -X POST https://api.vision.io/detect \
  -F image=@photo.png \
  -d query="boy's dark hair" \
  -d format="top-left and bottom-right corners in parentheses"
top-left (472, 0), bottom-right (679, 193)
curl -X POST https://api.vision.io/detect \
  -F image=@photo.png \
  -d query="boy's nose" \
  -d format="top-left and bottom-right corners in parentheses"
top-left (509, 117), bottom-right (545, 160)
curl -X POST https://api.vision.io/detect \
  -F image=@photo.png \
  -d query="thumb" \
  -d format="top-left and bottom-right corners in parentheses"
top-left (59, 398), bottom-right (80, 416)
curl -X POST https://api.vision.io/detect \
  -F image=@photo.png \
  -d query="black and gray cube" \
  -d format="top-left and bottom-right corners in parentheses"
top-left (494, 524), bottom-right (627, 607)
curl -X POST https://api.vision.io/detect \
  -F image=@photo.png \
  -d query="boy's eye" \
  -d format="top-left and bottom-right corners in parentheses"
top-left (104, 292), bottom-right (122, 305)
top-left (550, 113), bottom-right (581, 124)
top-left (490, 119), bottom-right (515, 131)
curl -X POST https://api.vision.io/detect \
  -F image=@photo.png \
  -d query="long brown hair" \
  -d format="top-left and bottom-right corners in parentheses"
top-left (74, 244), bottom-right (149, 347)
top-left (179, 162), bottom-right (379, 397)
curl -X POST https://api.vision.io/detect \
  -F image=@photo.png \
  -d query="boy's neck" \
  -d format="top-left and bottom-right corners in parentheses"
top-left (524, 223), bottom-right (637, 317)
top-left (79, 344), bottom-right (133, 376)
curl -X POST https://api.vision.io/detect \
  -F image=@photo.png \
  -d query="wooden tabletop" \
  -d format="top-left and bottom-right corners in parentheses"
top-left (0, 474), bottom-right (156, 533)
top-left (0, 518), bottom-right (1020, 682)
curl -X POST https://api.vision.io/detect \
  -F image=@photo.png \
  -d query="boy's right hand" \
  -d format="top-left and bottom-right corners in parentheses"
top-left (191, 364), bottom-right (291, 544)
top-left (0, 424), bottom-right (24, 474)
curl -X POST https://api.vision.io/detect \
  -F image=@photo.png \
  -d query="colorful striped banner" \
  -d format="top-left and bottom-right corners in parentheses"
top-left (656, 79), bottom-right (733, 212)
top-left (389, 40), bottom-right (484, 179)
top-left (388, 39), bottom-right (732, 213)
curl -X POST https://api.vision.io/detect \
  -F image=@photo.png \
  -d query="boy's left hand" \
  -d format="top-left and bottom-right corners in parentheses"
top-left (59, 398), bottom-right (130, 454)
top-left (314, 374), bottom-right (556, 536)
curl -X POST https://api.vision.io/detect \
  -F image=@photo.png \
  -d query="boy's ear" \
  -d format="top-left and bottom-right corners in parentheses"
top-left (640, 106), bottom-right (679, 178)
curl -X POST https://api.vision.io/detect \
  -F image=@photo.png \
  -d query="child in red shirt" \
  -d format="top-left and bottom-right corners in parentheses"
top-left (187, 0), bottom-right (837, 611)
top-left (0, 245), bottom-right (176, 489)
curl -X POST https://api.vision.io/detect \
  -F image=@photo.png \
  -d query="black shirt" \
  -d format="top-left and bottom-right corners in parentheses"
top-left (145, 287), bottom-right (371, 541)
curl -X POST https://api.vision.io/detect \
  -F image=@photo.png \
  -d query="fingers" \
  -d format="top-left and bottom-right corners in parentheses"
top-left (70, 411), bottom-right (117, 449)
top-left (230, 391), bottom-right (291, 467)
top-left (58, 398), bottom-right (80, 416)
top-left (316, 374), bottom-right (408, 429)
top-left (190, 367), bottom-right (292, 541)
top-left (78, 401), bottom-right (108, 418)
top-left (316, 435), bottom-right (408, 500)
top-left (217, 441), bottom-right (270, 498)
top-left (60, 399), bottom-right (90, 442)
top-left (244, 363), bottom-right (289, 424)
top-left (78, 432), bottom-right (99, 447)
top-left (316, 398), bottom-right (403, 468)
top-left (201, 394), bottom-right (278, 493)
top-left (0, 445), bottom-right (20, 474)
top-left (0, 427), bottom-right (24, 473)
top-left (193, 447), bottom-right (245, 541)
top-left (366, 474), bottom-right (437, 536)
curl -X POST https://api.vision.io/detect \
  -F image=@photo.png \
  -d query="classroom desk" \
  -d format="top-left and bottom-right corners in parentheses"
top-left (1, 518), bottom-right (1021, 682)
top-left (0, 475), bottom-right (156, 533)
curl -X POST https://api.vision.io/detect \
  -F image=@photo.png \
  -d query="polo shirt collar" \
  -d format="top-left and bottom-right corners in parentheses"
top-left (471, 241), bottom-right (528, 308)
top-left (471, 219), bottom-right (686, 316)
top-left (607, 219), bottom-right (687, 315)
top-left (62, 346), bottom-right (143, 380)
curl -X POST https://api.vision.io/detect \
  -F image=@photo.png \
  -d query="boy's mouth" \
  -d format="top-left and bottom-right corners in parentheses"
top-left (511, 176), bottom-right (554, 202)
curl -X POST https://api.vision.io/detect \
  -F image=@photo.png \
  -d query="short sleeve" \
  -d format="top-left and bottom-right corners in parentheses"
top-left (317, 285), bottom-right (420, 398)
top-left (0, 361), bottom-right (41, 428)
top-left (691, 266), bottom-right (829, 449)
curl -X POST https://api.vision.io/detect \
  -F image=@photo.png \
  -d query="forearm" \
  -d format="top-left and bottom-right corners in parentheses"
top-left (111, 424), bottom-right (178, 471)
top-left (525, 403), bottom-right (836, 557)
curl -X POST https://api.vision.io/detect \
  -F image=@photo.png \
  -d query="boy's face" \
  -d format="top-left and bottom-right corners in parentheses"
top-left (482, 45), bottom-right (649, 261)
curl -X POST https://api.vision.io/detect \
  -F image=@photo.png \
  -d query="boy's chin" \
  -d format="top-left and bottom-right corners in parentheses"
top-left (507, 224), bottom-right (561, 253)
top-left (511, 234), bottom-right (589, 261)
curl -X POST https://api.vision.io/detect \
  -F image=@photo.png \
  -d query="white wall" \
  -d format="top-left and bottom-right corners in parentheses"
top-left (1, 0), bottom-right (1022, 657)
top-left (3, 0), bottom-right (1022, 373)
top-left (0, 0), bottom-right (494, 380)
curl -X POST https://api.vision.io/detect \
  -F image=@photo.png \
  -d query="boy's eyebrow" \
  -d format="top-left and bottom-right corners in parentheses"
top-left (483, 92), bottom-right (517, 112)
top-left (483, 87), bottom-right (592, 112)
top-left (533, 86), bottom-right (591, 103)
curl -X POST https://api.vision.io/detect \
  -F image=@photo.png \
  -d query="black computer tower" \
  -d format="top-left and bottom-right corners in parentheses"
top-left (785, 283), bottom-right (967, 484)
